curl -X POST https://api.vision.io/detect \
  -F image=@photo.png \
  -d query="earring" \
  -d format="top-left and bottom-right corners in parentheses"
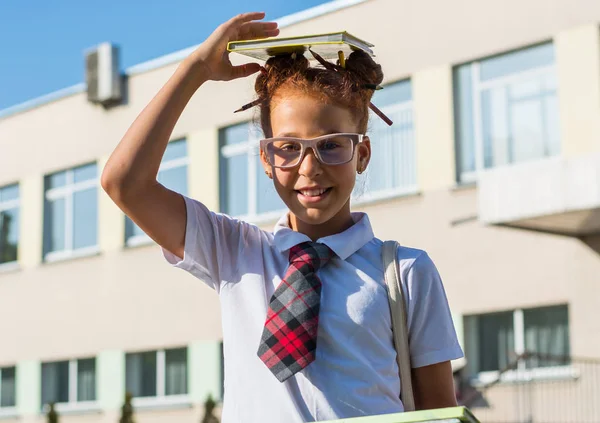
top-left (357, 168), bottom-right (363, 174)
top-left (265, 170), bottom-right (272, 178)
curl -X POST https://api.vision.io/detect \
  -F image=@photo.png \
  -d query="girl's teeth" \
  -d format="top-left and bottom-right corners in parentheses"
top-left (301, 189), bottom-right (326, 197)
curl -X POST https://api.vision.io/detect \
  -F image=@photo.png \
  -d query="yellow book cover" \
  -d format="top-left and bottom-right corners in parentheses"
top-left (227, 31), bottom-right (375, 61)
top-left (321, 407), bottom-right (480, 423)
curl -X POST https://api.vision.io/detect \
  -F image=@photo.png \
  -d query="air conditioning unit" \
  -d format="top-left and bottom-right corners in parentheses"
top-left (85, 43), bottom-right (122, 106)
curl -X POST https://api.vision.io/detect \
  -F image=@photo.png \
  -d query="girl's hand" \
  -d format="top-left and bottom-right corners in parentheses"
top-left (184, 12), bottom-right (279, 84)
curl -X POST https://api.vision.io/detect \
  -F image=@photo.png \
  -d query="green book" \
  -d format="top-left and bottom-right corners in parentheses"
top-left (227, 31), bottom-right (375, 61)
top-left (321, 406), bottom-right (480, 423)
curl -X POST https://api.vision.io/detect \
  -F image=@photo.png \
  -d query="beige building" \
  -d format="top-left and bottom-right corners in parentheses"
top-left (1, 0), bottom-right (599, 421)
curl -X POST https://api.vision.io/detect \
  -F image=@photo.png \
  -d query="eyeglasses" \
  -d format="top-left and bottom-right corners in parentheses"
top-left (260, 133), bottom-right (363, 169)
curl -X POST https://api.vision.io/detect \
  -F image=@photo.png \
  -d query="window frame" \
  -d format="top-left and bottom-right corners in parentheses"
top-left (126, 348), bottom-right (191, 409)
top-left (0, 183), bottom-right (20, 271)
top-left (455, 44), bottom-right (559, 184)
top-left (219, 122), bottom-right (286, 223)
top-left (40, 358), bottom-right (98, 414)
top-left (353, 92), bottom-right (418, 205)
top-left (465, 305), bottom-right (573, 384)
top-left (125, 139), bottom-right (189, 247)
top-left (43, 164), bottom-right (99, 262)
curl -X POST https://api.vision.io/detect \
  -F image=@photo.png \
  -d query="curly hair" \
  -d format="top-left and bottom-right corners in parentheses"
top-left (254, 50), bottom-right (384, 137)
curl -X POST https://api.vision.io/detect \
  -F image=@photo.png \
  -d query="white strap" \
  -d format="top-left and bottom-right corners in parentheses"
top-left (382, 240), bottom-right (416, 412)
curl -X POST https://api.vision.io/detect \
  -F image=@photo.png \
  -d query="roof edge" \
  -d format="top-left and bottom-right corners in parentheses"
top-left (0, 83), bottom-right (86, 120)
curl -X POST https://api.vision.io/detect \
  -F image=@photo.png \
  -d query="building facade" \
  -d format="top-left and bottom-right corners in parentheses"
top-left (1, 0), bottom-right (600, 421)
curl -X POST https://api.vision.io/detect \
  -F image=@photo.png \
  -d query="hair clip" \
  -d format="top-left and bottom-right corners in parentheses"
top-left (337, 50), bottom-right (346, 69)
top-left (369, 102), bottom-right (393, 126)
top-left (234, 98), bottom-right (262, 113)
top-left (363, 83), bottom-right (383, 90)
top-left (307, 48), bottom-right (393, 125)
top-left (308, 48), bottom-right (344, 72)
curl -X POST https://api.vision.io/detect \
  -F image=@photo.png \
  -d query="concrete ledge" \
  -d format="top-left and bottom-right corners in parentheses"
top-left (478, 153), bottom-right (600, 236)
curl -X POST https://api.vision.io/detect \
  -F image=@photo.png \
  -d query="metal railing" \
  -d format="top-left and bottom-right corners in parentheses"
top-left (457, 352), bottom-right (600, 423)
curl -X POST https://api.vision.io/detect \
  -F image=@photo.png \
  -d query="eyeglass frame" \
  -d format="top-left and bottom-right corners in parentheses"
top-left (259, 133), bottom-right (365, 169)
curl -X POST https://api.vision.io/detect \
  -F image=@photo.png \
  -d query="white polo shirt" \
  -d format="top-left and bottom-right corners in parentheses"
top-left (163, 196), bottom-right (463, 423)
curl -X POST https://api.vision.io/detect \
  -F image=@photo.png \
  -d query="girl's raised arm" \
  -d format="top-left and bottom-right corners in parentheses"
top-left (101, 12), bottom-right (279, 258)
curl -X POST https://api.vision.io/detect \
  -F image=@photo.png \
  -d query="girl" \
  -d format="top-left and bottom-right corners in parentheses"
top-left (102, 12), bottom-right (464, 423)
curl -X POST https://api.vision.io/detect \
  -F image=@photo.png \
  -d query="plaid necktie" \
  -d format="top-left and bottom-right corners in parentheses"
top-left (258, 241), bottom-right (334, 382)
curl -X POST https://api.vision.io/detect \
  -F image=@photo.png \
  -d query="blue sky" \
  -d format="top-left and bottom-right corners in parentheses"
top-left (0, 0), bottom-right (331, 110)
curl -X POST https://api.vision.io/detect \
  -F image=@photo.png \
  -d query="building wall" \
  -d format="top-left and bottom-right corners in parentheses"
top-left (3, 0), bottom-right (600, 183)
top-left (1, 0), bottom-right (600, 420)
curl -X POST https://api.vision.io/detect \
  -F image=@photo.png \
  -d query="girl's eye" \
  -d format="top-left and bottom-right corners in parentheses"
top-left (280, 143), bottom-right (301, 151)
top-left (272, 141), bottom-right (301, 151)
top-left (321, 141), bottom-right (341, 150)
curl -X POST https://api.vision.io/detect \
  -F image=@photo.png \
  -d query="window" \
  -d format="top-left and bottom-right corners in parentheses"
top-left (41, 358), bottom-right (96, 407)
top-left (125, 139), bottom-right (188, 246)
top-left (219, 122), bottom-right (284, 219)
top-left (43, 163), bottom-right (98, 261)
top-left (465, 311), bottom-right (514, 373)
top-left (524, 305), bottom-right (570, 368)
top-left (454, 43), bottom-right (560, 183)
top-left (0, 367), bottom-right (16, 408)
top-left (0, 184), bottom-right (19, 266)
top-left (356, 79), bottom-right (417, 200)
top-left (125, 347), bottom-right (188, 400)
top-left (464, 304), bottom-right (569, 375)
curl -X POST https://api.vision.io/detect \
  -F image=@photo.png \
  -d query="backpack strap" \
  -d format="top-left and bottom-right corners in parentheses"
top-left (382, 240), bottom-right (416, 412)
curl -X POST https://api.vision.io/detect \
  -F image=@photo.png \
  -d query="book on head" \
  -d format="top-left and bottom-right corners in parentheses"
top-left (227, 31), bottom-right (375, 61)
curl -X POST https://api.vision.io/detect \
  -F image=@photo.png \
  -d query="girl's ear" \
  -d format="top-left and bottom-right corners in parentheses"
top-left (260, 148), bottom-right (273, 179)
top-left (356, 136), bottom-right (371, 174)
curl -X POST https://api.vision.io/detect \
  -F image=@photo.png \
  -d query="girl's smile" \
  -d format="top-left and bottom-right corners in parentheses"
top-left (296, 186), bottom-right (332, 204)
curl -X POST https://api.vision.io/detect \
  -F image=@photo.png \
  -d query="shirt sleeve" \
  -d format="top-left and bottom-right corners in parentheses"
top-left (161, 195), bottom-right (263, 292)
top-left (402, 251), bottom-right (464, 368)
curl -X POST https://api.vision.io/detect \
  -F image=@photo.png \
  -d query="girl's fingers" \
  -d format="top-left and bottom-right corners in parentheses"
top-left (264, 29), bottom-right (280, 37)
top-left (238, 21), bottom-right (279, 35)
top-left (228, 12), bottom-right (266, 27)
top-left (238, 22), bottom-right (280, 41)
top-left (216, 12), bottom-right (266, 41)
top-left (241, 28), bottom-right (280, 41)
top-left (260, 22), bottom-right (279, 30)
top-left (230, 62), bottom-right (261, 80)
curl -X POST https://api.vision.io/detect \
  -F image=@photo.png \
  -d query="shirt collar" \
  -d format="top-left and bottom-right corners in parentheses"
top-left (273, 212), bottom-right (375, 260)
